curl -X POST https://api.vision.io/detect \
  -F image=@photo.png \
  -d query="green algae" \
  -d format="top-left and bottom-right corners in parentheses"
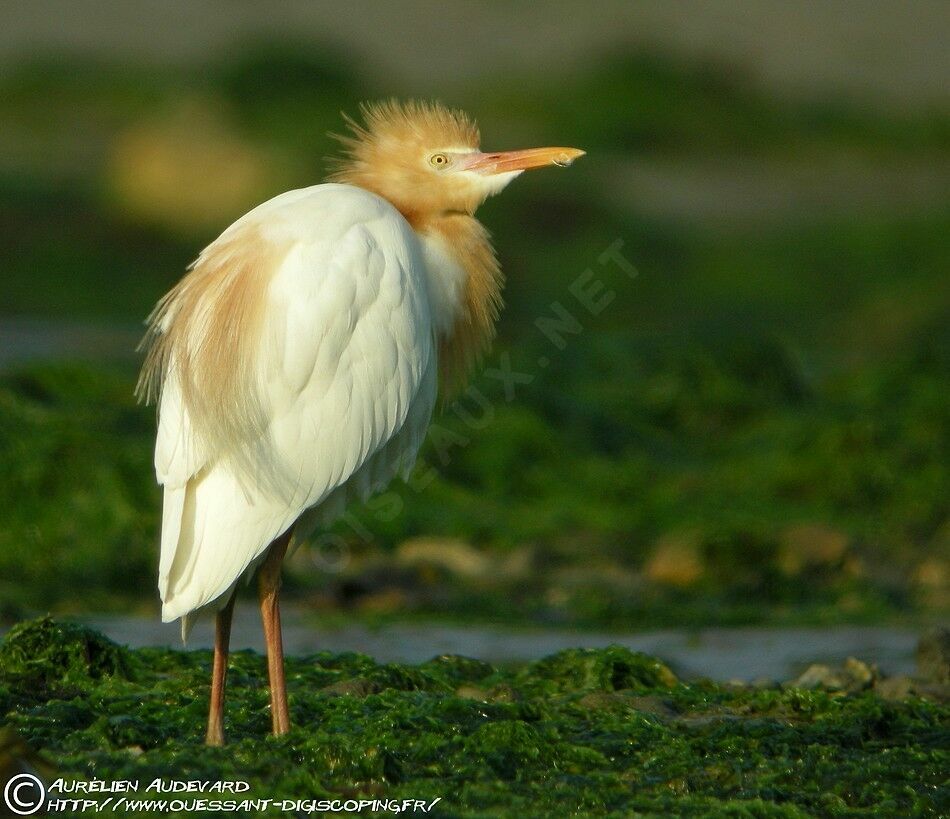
top-left (0, 617), bottom-right (137, 695)
top-left (1, 618), bottom-right (947, 817)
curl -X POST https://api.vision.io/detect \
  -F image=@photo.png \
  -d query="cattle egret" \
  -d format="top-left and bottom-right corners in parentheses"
top-left (138, 99), bottom-right (584, 744)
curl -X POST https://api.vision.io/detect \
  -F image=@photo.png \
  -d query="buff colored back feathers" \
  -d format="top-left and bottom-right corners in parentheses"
top-left (137, 226), bottom-right (291, 470)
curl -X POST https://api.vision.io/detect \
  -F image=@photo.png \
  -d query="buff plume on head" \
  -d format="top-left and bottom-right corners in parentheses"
top-left (327, 99), bottom-right (585, 392)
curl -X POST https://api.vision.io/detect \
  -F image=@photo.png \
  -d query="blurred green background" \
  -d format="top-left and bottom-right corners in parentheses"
top-left (0, 2), bottom-right (947, 630)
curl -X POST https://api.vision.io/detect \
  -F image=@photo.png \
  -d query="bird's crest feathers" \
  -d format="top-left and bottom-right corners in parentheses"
top-left (326, 99), bottom-right (487, 222)
top-left (328, 99), bottom-right (479, 174)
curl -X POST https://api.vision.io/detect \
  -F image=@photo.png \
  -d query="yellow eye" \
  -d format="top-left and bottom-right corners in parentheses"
top-left (429, 153), bottom-right (449, 168)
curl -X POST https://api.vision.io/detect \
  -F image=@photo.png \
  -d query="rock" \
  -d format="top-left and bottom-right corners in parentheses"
top-left (545, 586), bottom-right (571, 607)
top-left (915, 682), bottom-right (950, 703)
top-left (455, 685), bottom-right (488, 701)
top-left (500, 547), bottom-right (535, 579)
top-left (395, 537), bottom-right (492, 578)
top-left (486, 684), bottom-right (519, 703)
top-left (874, 675), bottom-right (950, 704)
top-left (842, 555), bottom-right (865, 578)
top-left (577, 692), bottom-right (622, 710)
top-left (912, 558), bottom-right (948, 589)
top-left (913, 559), bottom-right (949, 608)
top-left (792, 663), bottom-right (835, 689)
top-left (577, 691), bottom-right (678, 717)
top-left (842, 657), bottom-right (875, 689)
top-left (789, 657), bottom-right (875, 692)
top-left (874, 675), bottom-right (916, 701)
top-left (778, 523), bottom-right (849, 576)
top-left (422, 654), bottom-right (494, 684)
top-left (625, 695), bottom-right (678, 719)
top-left (320, 677), bottom-right (381, 697)
top-left (644, 531), bottom-right (704, 587)
top-left (355, 588), bottom-right (408, 614)
top-left (916, 628), bottom-right (950, 684)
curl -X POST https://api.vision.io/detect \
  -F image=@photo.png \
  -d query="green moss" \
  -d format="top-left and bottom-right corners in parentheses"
top-left (1, 620), bottom-right (946, 817)
top-left (516, 647), bottom-right (678, 696)
top-left (0, 617), bottom-right (136, 695)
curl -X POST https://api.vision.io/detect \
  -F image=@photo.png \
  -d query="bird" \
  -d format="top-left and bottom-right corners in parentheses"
top-left (137, 99), bottom-right (584, 745)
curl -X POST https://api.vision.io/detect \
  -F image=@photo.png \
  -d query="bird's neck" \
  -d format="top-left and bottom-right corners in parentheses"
top-left (414, 213), bottom-right (503, 396)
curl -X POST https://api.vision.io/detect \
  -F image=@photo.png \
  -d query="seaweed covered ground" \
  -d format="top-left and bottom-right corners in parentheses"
top-left (1, 619), bottom-right (947, 817)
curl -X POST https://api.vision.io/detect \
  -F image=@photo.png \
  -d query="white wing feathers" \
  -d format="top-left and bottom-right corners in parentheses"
top-left (149, 184), bottom-right (436, 623)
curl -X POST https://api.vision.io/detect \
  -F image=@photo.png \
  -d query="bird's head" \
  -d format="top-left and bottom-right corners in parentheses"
top-left (328, 99), bottom-right (584, 226)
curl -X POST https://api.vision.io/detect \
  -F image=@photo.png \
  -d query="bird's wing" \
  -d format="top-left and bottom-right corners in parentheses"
top-left (148, 184), bottom-right (435, 621)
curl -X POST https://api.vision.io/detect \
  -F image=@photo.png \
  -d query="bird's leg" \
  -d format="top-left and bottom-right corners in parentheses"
top-left (205, 590), bottom-right (237, 746)
top-left (258, 527), bottom-right (293, 735)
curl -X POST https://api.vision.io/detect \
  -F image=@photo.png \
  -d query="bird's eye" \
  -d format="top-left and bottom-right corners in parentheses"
top-left (429, 153), bottom-right (449, 168)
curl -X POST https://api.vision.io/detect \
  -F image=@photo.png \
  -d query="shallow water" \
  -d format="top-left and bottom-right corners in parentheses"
top-left (74, 604), bottom-right (919, 682)
top-left (0, 317), bottom-right (139, 368)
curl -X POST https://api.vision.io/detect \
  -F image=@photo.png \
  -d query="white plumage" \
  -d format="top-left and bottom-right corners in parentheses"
top-left (154, 184), bottom-right (437, 625)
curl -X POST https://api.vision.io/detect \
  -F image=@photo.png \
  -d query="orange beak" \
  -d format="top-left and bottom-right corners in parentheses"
top-left (462, 146), bottom-right (585, 175)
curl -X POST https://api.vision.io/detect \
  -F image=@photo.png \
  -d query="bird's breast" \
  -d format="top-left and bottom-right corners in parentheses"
top-left (417, 231), bottom-right (469, 339)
